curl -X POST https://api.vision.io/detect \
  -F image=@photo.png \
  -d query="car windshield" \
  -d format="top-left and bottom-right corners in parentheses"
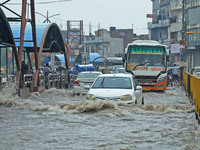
top-left (92, 77), bottom-right (132, 89)
top-left (78, 73), bottom-right (101, 78)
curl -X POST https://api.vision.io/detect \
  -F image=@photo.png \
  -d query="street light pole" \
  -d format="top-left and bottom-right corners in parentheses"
top-left (35, 11), bottom-right (60, 23)
top-left (180, 0), bottom-right (185, 86)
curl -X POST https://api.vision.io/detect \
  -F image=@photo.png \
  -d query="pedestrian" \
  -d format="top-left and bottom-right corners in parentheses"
top-left (21, 61), bottom-right (28, 81)
top-left (43, 63), bottom-right (50, 76)
top-left (172, 64), bottom-right (178, 84)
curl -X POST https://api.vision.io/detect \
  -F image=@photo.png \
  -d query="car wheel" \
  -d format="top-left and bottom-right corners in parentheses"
top-left (142, 97), bottom-right (144, 105)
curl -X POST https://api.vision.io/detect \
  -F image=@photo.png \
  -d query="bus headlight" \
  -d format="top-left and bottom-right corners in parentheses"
top-left (157, 76), bottom-right (166, 83)
top-left (86, 94), bottom-right (97, 100)
top-left (120, 95), bottom-right (132, 101)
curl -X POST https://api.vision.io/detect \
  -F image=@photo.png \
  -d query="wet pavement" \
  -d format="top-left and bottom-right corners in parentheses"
top-left (0, 84), bottom-right (200, 150)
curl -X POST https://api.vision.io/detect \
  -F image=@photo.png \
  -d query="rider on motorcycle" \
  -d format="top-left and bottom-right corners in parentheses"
top-left (167, 68), bottom-right (173, 86)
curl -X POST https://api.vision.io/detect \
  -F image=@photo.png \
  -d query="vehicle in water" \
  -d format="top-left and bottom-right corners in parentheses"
top-left (73, 71), bottom-right (102, 95)
top-left (124, 40), bottom-right (169, 91)
top-left (99, 67), bottom-right (111, 74)
top-left (116, 67), bottom-right (125, 73)
top-left (193, 66), bottom-right (200, 77)
top-left (86, 73), bottom-right (144, 105)
top-left (71, 64), bottom-right (95, 79)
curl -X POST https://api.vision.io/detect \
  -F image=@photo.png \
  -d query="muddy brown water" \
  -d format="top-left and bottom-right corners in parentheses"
top-left (0, 85), bottom-right (199, 150)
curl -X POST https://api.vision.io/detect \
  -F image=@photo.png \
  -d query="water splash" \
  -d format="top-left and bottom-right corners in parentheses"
top-left (0, 83), bottom-right (21, 107)
top-left (63, 100), bottom-right (116, 113)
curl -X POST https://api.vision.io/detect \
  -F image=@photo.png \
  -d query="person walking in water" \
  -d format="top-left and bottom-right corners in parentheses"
top-left (21, 61), bottom-right (28, 81)
top-left (172, 64), bottom-right (179, 84)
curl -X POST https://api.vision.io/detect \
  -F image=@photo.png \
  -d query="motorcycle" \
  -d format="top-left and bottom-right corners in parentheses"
top-left (167, 75), bottom-right (173, 87)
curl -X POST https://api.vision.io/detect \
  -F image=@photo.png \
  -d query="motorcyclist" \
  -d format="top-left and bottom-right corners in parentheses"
top-left (167, 68), bottom-right (173, 86)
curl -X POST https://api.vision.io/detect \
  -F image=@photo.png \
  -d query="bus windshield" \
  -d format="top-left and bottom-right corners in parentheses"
top-left (128, 46), bottom-right (166, 64)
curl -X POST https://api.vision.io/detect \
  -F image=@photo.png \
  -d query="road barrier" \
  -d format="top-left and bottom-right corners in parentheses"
top-left (0, 73), bottom-right (68, 98)
top-left (45, 73), bottom-right (66, 89)
top-left (24, 74), bottom-right (34, 93)
top-left (183, 71), bottom-right (200, 123)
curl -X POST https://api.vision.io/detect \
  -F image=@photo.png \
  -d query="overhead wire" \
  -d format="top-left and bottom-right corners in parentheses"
top-left (6, 0), bottom-right (71, 5)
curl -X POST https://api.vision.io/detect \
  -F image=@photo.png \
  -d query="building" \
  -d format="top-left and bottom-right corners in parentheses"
top-left (84, 29), bottom-right (124, 57)
top-left (148, 0), bottom-right (171, 46)
top-left (148, 0), bottom-right (183, 65)
top-left (170, 0), bottom-right (183, 64)
top-left (185, 0), bottom-right (200, 70)
top-left (110, 27), bottom-right (133, 54)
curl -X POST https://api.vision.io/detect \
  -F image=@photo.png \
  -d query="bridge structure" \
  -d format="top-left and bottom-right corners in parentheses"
top-left (0, 1), bottom-right (70, 94)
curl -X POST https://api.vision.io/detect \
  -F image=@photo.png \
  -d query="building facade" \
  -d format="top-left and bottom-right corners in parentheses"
top-left (148, 0), bottom-right (171, 46)
top-left (185, 0), bottom-right (200, 70)
top-left (84, 29), bottom-right (124, 57)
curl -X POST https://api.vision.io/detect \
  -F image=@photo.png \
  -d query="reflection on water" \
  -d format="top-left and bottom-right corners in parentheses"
top-left (0, 85), bottom-right (199, 150)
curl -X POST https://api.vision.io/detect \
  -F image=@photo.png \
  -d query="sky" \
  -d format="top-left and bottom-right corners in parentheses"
top-left (2, 0), bottom-right (152, 35)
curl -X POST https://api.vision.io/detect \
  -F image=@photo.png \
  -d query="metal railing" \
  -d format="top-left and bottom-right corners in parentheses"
top-left (45, 73), bottom-right (66, 89)
top-left (23, 74), bottom-right (34, 93)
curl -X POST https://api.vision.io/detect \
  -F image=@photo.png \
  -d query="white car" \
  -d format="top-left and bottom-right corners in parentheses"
top-left (193, 66), bottom-right (200, 77)
top-left (73, 71), bottom-right (102, 95)
top-left (86, 73), bottom-right (144, 105)
top-left (116, 67), bottom-right (125, 73)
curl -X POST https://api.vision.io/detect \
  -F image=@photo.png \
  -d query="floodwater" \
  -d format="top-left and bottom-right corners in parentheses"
top-left (0, 84), bottom-right (200, 150)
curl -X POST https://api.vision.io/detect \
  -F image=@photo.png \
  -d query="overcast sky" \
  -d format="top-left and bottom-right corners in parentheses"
top-left (3, 0), bottom-right (152, 35)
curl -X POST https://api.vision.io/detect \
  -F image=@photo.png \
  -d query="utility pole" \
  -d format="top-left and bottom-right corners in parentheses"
top-left (180, 0), bottom-right (185, 86)
top-left (181, 0), bottom-right (185, 61)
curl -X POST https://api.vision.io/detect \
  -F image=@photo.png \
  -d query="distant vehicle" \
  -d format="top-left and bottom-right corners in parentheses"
top-left (193, 66), bottom-right (200, 77)
top-left (99, 67), bottom-right (111, 74)
top-left (124, 40), bottom-right (169, 91)
top-left (86, 73), bottom-right (144, 105)
top-left (116, 68), bottom-right (125, 73)
top-left (73, 71), bottom-right (102, 95)
top-left (72, 64), bottom-right (95, 79)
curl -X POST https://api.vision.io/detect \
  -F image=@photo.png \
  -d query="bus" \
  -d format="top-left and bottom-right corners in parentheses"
top-left (124, 40), bottom-right (169, 91)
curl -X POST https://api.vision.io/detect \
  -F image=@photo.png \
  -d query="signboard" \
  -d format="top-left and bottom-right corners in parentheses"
top-left (7, 52), bottom-right (12, 58)
top-left (146, 14), bottom-right (154, 18)
top-left (128, 47), bottom-right (165, 55)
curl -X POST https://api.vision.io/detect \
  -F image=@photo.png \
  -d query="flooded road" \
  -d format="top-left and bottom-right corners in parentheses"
top-left (0, 85), bottom-right (200, 150)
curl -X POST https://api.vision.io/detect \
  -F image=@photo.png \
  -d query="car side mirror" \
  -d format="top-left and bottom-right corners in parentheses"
top-left (136, 86), bottom-right (142, 90)
top-left (122, 54), bottom-right (127, 63)
top-left (84, 85), bottom-right (90, 90)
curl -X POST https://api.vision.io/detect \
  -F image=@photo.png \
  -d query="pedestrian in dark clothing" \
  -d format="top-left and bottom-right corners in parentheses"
top-left (21, 61), bottom-right (28, 81)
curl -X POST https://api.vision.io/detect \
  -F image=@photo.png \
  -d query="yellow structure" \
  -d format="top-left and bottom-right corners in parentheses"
top-left (1, 68), bottom-right (5, 77)
top-left (183, 71), bottom-right (200, 123)
top-left (99, 67), bottom-right (111, 74)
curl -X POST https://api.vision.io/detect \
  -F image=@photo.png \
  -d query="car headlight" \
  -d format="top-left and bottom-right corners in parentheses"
top-left (86, 94), bottom-right (97, 100)
top-left (120, 94), bottom-right (132, 101)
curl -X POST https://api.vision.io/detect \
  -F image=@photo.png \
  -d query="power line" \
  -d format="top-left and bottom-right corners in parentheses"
top-left (6, 0), bottom-right (71, 5)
